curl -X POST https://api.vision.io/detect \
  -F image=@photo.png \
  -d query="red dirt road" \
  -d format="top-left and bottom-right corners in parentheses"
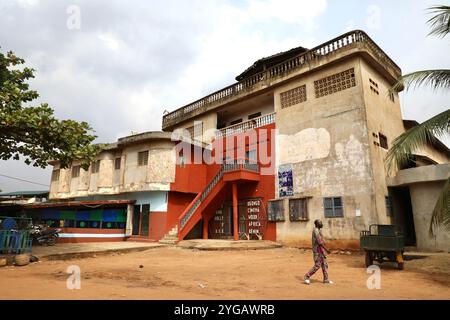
top-left (0, 247), bottom-right (449, 299)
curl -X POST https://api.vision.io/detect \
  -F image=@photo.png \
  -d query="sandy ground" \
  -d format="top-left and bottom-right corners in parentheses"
top-left (0, 247), bottom-right (449, 300)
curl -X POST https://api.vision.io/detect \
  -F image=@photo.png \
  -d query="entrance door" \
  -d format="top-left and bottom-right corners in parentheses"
top-left (391, 187), bottom-right (417, 246)
top-left (132, 205), bottom-right (140, 235)
top-left (131, 204), bottom-right (150, 237)
top-left (140, 204), bottom-right (150, 237)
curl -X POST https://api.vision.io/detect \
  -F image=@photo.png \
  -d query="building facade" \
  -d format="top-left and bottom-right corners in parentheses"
top-left (42, 30), bottom-right (450, 250)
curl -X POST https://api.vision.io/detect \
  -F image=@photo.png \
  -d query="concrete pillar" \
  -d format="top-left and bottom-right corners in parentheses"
top-left (125, 204), bottom-right (133, 237)
top-left (232, 182), bottom-right (238, 241)
top-left (202, 216), bottom-right (209, 239)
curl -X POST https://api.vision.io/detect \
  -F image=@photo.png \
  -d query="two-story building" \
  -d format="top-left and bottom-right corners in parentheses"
top-left (37, 30), bottom-right (450, 250)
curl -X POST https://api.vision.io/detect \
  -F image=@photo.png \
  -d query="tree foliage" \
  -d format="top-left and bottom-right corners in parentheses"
top-left (0, 50), bottom-right (98, 170)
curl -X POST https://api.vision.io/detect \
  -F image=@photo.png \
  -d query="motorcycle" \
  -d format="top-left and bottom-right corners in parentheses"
top-left (29, 224), bottom-right (61, 246)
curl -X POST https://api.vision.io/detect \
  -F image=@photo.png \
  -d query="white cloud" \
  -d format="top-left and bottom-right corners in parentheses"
top-left (97, 32), bottom-right (121, 51)
top-left (247, 0), bottom-right (327, 26)
top-left (16, 0), bottom-right (39, 8)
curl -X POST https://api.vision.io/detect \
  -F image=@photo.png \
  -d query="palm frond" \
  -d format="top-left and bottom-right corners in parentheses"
top-left (427, 5), bottom-right (450, 38)
top-left (391, 69), bottom-right (450, 93)
top-left (385, 109), bottom-right (450, 172)
top-left (429, 177), bottom-right (450, 236)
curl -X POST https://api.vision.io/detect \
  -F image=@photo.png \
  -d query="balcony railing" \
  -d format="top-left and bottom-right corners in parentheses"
top-left (163, 30), bottom-right (401, 128)
top-left (216, 112), bottom-right (275, 138)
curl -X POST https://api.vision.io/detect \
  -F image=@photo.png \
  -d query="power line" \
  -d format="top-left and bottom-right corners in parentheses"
top-left (0, 173), bottom-right (49, 187)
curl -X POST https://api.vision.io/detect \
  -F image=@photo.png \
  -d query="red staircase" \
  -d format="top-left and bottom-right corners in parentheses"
top-left (177, 162), bottom-right (260, 240)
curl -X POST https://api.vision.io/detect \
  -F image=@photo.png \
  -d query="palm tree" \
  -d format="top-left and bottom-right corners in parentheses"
top-left (387, 5), bottom-right (450, 236)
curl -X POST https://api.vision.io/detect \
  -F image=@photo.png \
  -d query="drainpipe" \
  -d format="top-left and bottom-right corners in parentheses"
top-left (232, 182), bottom-right (238, 241)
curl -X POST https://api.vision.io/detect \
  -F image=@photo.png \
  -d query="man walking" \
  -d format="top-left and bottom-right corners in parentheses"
top-left (304, 219), bottom-right (333, 284)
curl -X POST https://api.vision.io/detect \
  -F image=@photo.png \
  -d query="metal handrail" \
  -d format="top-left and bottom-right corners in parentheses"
top-left (179, 162), bottom-right (260, 230)
top-left (216, 112), bottom-right (276, 138)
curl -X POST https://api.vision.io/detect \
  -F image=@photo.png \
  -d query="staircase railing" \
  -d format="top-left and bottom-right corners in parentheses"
top-left (178, 162), bottom-right (260, 231)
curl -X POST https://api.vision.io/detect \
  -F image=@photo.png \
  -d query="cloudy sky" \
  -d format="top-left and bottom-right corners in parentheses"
top-left (0, 0), bottom-right (449, 192)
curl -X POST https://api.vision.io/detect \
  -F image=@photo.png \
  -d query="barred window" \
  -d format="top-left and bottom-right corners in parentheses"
top-left (71, 165), bottom-right (80, 178)
top-left (138, 151), bottom-right (149, 166)
top-left (51, 169), bottom-right (60, 182)
top-left (114, 158), bottom-right (121, 170)
top-left (91, 160), bottom-right (101, 174)
top-left (268, 200), bottom-right (285, 221)
top-left (389, 92), bottom-right (395, 102)
top-left (369, 78), bottom-right (379, 94)
top-left (385, 196), bottom-right (393, 217)
top-left (314, 68), bottom-right (356, 98)
top-left (379, 133), bottom-right (388, 149)
top-left (289, 198), bottom-right (308, 221)
top-left (186, 123), bottom-right (203, 141)
top-left (324, 197), bottom-right (344, 218)
top-left (280, 85), bottom-right (307, 109)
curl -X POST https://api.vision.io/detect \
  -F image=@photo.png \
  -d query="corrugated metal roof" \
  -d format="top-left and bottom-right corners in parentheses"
top-left (0, 190), bottom-right (49, 197)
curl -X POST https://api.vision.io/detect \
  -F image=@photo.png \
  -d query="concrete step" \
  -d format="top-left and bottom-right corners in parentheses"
top-left (163, 235), bottom-right (178, 240)
top-left (159, 239), bottom-right (178, 245)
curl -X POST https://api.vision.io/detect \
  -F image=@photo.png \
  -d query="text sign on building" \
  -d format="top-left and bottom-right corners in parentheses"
top-left (238, 198), bottom-right (267, 240)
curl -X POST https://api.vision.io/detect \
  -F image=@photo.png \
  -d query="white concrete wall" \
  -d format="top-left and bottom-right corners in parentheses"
top-left (409, 181), bottom-right (449, 252)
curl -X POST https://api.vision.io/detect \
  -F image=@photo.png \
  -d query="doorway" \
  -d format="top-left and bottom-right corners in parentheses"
top-left (390, 187), bottom-right (417, 246)
top-left (131, 204), bottom-right (150, 237)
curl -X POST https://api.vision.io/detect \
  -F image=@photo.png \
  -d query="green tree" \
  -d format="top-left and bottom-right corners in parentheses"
top-left (387, 5), bottom-right (450, 235)
top-left (0, 50), bottom-right (98, 170)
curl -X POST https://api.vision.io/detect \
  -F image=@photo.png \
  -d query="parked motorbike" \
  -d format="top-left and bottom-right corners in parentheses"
top-left (29, 224), bottom-right (61, 246)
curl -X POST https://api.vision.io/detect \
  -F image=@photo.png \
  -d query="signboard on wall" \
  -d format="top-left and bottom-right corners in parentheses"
top-left (278, 164), bottom-right (294, 197)
top-left (210, 198), bottom-right (267, 240)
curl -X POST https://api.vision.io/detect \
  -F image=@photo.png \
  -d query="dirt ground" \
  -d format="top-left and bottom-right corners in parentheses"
top-left (0, 247), bottom-right (449, 300)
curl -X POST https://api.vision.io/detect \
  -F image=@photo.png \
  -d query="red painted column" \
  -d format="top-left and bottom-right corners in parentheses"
top-left (232, 182), bottom-right (238, 241)
top-left (202, 216), bottom-right (209, 239)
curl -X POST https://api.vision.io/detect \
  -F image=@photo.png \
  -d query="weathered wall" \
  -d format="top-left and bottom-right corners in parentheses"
top-left (409, 181), bottom-right (449, 252)
top-left (122, 140), bottom-right (175, 192)
top-left (49, 139), bottom-right (176, 199)
top-left (359, 58), bottom-right (406, 227)
top-left (172, 112), bottom-right (218, 146)
top-left (273, 56), bottom-right (376, 248)
top-left (413, 142), bottom-right (450, 165)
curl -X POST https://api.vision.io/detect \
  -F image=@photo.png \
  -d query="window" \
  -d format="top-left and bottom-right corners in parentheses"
top-left (248, 112), bottom-right (262, 120)
top-left (91, 160), bottom-right (100, 174)
top-left (280, 85), bottom-right (307, 108)
top-left (186, 123), bottom-right (203, 141)
top-left (51, 169), bottom-right (60, 182)
top-left (379, 133), bottom-right (388, 149)
top-left (385, 196), bottom-right (393, 217)
top-left (71, 165), bottom-right (80, 178)
top-left (230, 119), bottom-right (243, 126)
top-left (138, 151), bottom-right (149, 166)
top-left (389, 92), bottom-right (395, 102)
top-left (114, 158), bottom-right (121, 170)
top-left (245, 150), bottom-right (257, 163)
top-left (369, 78), bottom-right (379, 95)
top-left (324, 197), bottom-right (344, 218)
top-left (268, 200), bottom-right (285, 221)
top-left (314, 68), bottom-right (356, 98)
top-left (289, 198), bottom-right (308, 221)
